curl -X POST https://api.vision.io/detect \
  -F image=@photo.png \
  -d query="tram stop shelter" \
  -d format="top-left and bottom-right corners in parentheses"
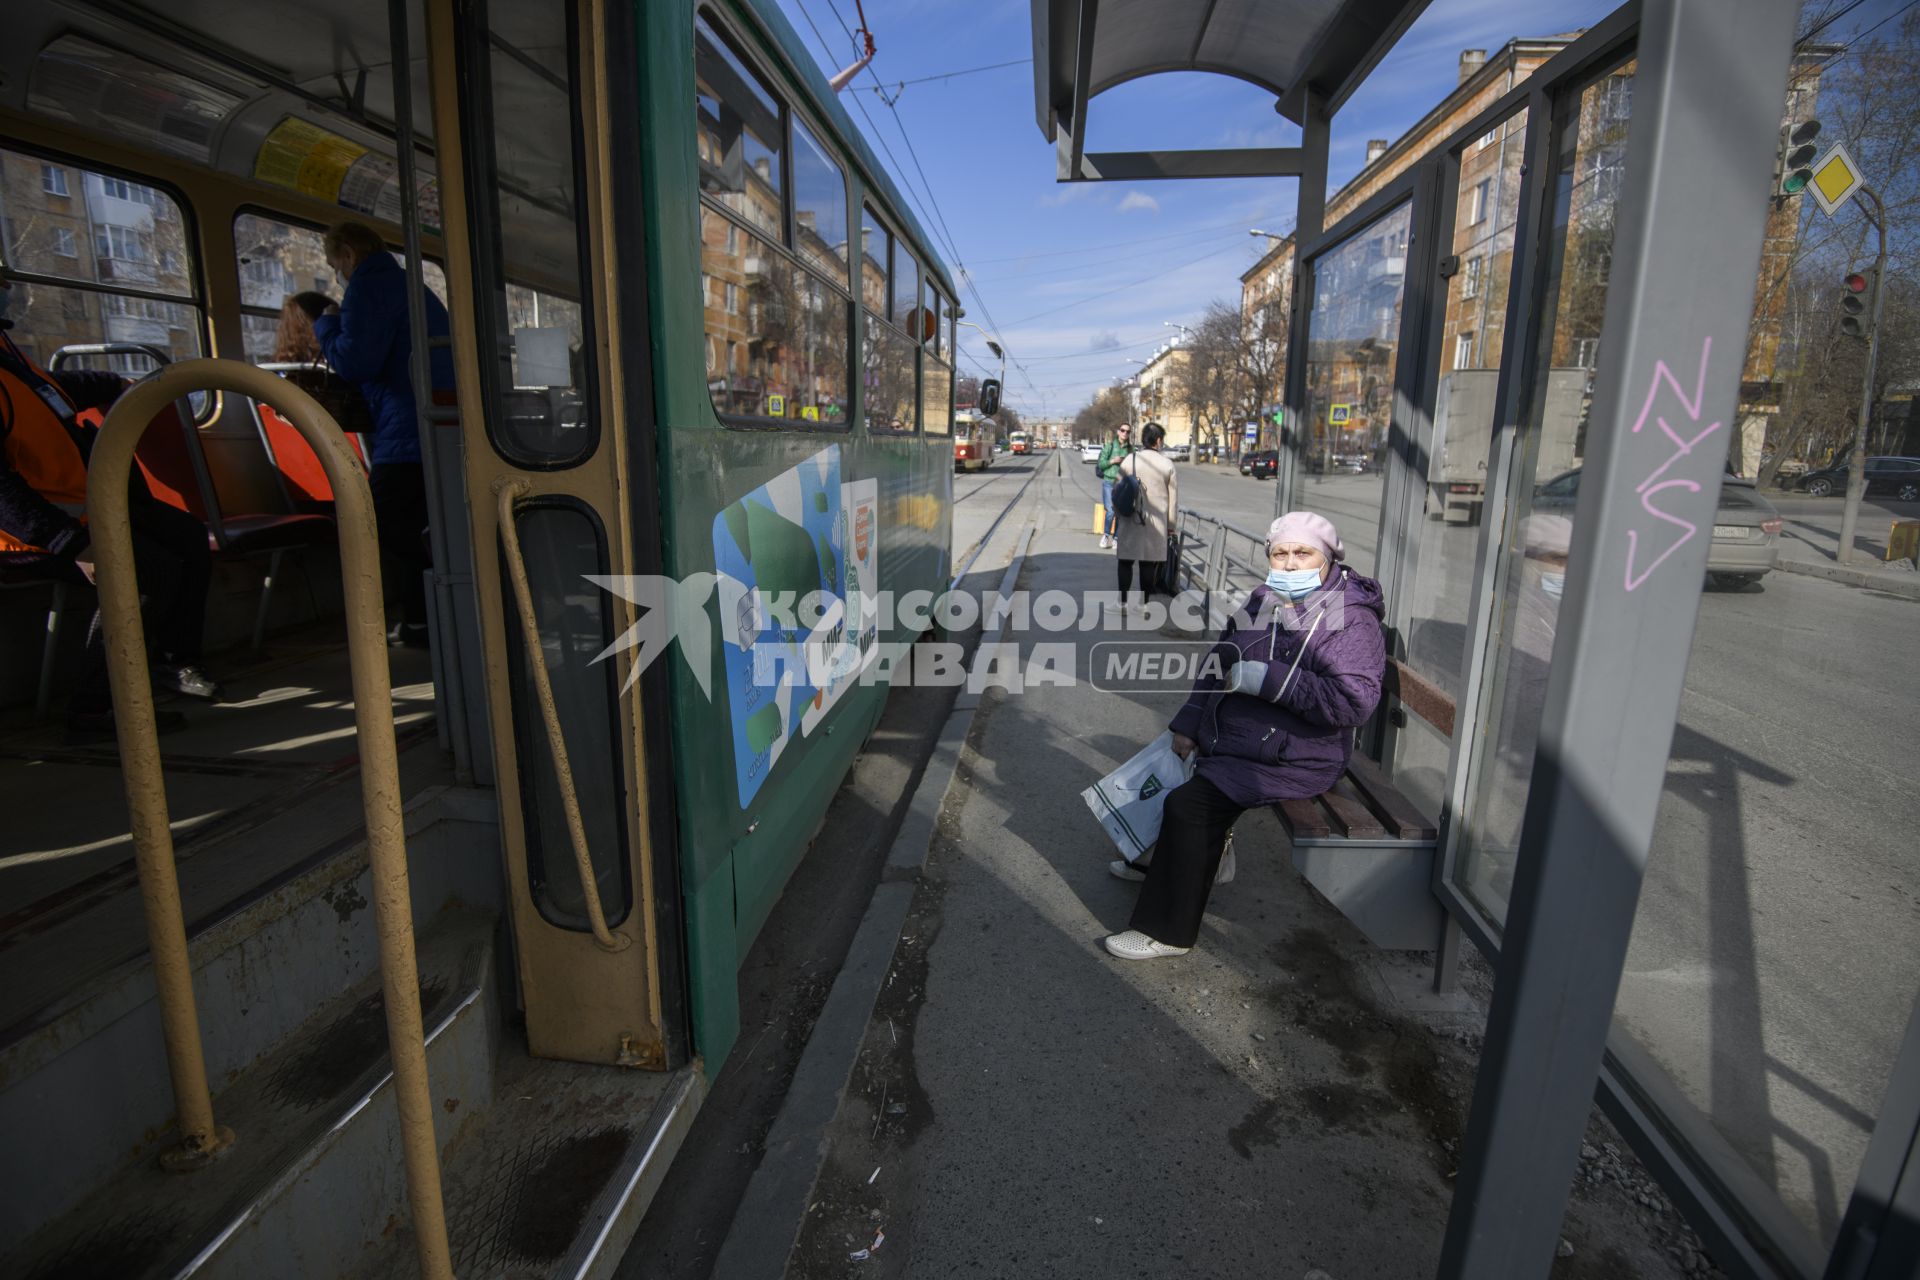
top-left (1015, 2), bottom-right (1920, 1277)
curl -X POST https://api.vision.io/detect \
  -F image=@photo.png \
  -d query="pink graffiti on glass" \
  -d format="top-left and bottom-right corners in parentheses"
top-left (1622, 337), bottom-right (1722, 591)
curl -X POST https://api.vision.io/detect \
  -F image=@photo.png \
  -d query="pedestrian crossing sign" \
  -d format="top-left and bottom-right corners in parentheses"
top-left (1330, 403), bottom-right (1353, 426)
top-left (1808, 143), bottom-right (1863, 217)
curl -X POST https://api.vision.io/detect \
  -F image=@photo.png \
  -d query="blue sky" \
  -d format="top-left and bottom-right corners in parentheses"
top-left (772, 0), bottom-right (1905, 419)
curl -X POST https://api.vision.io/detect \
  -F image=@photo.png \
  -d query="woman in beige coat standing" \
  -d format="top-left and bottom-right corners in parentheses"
top-left (1114, 422), bottom-right (1178, 601)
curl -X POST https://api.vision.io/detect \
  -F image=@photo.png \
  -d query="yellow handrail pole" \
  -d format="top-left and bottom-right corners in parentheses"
top-left (92, 361), bottom-right (454, 1279)
top-left (493, 478), bottom-right (625, 953)
top-left (86, 375), bottom-right (233, 1171)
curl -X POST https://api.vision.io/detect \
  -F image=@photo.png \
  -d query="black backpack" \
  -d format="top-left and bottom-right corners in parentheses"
top-left (1111, 455), bottom-right (1143, 520)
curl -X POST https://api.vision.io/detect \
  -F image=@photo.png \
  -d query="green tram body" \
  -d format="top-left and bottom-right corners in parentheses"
top-left (639, 2), bottom-right (957, 1070)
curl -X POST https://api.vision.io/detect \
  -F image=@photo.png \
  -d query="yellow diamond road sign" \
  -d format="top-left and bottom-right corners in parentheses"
top-left (1809, 142), bottom-right (1864, 217)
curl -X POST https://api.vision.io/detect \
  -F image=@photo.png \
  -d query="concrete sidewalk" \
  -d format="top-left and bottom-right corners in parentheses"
top-left (1773, 520), bottom-right (1920, 599)
top-left (774, 462), bottom-right (1727, 1278)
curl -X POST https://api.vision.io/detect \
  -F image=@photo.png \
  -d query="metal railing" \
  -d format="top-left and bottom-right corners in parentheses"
top-left (89, 359), bottom-right (454, 1280)
top-left (1173, 506), bottom-right (1272, 625)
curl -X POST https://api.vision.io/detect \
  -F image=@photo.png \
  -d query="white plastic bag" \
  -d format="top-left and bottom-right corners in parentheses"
top-left (1081, 731), bottom-right (1196, 864)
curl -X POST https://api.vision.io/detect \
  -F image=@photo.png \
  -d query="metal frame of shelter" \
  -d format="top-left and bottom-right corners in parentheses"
top-left (1029, 2), bottom-right (1920, 1277)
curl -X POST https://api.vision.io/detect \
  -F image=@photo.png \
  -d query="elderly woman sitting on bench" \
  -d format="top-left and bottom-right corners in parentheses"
top-left (1105, 510), bottom-right (1387, 961)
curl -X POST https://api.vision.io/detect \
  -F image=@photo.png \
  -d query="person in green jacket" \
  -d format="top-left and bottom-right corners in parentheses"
top-left (1096, 423), bottom-right (1133, 549)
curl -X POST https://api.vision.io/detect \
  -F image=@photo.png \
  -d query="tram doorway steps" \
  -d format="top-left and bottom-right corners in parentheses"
top-left (0, 779), bottom-right (502, 1257)
top-left (2, 907), bottom-right (500, 1280)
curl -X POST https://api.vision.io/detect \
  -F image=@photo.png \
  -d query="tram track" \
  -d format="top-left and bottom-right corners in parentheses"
top-left (949, 456), bottom-right (1049, 590)
top-left (952, 464), bottom-right (1014, 504)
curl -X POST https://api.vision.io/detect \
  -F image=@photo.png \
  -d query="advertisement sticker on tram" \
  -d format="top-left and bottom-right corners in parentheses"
top-left (711, 446), bottom-right (848, 805)
top-left (801, 477), bottom-right (879, 736)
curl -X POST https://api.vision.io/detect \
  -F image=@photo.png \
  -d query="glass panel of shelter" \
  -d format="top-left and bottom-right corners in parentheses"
top-left (1390, 106), bottom-right (1529, 822)
top-left (1295, 200), bottom-right (1414, 583)
top-left (1454, 58), bottom-right (1636, 929)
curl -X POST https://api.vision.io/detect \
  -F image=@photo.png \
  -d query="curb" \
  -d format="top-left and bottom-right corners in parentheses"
top-left (709, 512), bottom-right (1038, 1280)
top-left (1774, 555), bottom-right (1920, 599)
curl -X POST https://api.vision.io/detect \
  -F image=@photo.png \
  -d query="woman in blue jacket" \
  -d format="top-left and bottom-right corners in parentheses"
top-left (314, 221), bottom-right (454, 647)
top-left (1106, 510), bottom-right (1387, 960)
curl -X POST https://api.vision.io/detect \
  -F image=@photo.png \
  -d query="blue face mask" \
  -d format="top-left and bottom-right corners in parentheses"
top-left (1266, 567), bottom-right (1323, 599)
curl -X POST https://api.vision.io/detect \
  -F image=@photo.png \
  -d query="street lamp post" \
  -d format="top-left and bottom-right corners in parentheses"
top-left (955, 320), bottom-right (1006, 415)
top-left (1836, 184), bottom-right (1887, 569)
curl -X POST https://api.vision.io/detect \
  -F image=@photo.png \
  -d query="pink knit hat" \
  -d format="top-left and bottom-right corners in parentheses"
top-left (1266, 511), bottom-right (1344, 563)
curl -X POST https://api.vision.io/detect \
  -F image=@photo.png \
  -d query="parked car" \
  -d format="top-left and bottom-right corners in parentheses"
top-left (1245, 450), bottom-right (1279, 480)
top-left (1796, 456), bottom-right (1920, 501)
top-left (1533, 469), bottom-right (1783, 586)
top-left (1166, 443), bottom-right (1190, 461)
top-left (1081, 443), bottom-right (1102, 464)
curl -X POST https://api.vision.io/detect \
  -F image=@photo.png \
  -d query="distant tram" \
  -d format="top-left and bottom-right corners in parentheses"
top-left (954, 409), bottom-right (997, 471)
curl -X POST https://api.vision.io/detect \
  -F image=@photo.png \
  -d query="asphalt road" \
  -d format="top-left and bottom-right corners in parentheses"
top-left (1158, 455), bottom-right (1920, 1243)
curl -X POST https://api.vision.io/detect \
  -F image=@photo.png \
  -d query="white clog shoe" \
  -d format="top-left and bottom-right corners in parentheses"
top-left (1103, 930), bottom-right (1190, 960)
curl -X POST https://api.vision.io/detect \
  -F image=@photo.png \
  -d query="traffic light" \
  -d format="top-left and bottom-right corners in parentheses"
top-left (1777, 119), bottom-right (1821, 198)
top-left (1840, 268), bottom-right (1878, 339)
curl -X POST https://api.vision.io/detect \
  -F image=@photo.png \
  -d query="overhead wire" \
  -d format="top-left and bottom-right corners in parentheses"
top-left (880, 58), bottom-right (1028, 89)
top-left (966, 214), bottom-right (1289, 266)
top-left (1001, 242), bottom-right (1242, 328)
top-left (814, 0), bottom-right (1042, 397)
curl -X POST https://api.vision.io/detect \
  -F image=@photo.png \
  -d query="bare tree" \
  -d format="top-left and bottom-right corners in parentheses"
top-left (1073, 383), bottom-right (1133, 440)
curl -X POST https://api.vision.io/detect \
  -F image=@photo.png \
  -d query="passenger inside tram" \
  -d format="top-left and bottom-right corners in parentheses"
top-left (312, 219), bottom-right (453, 648)
top-left (0, 267), bottom-right (223, 737)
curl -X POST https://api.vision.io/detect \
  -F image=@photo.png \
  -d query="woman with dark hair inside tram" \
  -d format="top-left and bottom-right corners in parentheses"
top-left (1105, 511), bottom-right (1387, 960)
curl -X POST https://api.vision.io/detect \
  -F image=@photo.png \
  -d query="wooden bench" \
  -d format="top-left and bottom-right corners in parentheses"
top-left (1269, 750), bottom-right (1445, 952)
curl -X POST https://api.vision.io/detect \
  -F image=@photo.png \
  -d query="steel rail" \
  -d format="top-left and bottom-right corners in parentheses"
top-left (949, 455), bottom-right (1048, 590)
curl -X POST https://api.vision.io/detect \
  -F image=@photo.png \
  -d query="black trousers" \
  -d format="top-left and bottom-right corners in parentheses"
top-left (370, 462), bottom-right (430, 629)
top-left (1116, 557), bottom-right (1169, 597)
top-left (1128, 770), bottom-right (1248, 948)
top-left (4, 500), bottom-right (213, 711)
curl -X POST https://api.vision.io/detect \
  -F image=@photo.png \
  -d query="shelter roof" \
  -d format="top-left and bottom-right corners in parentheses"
top-left (1032, 0), bottom-right (1432, 133)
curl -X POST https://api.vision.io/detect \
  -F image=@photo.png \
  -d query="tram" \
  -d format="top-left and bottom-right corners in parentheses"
top-left (0, 0), bottom-right (955, 1274)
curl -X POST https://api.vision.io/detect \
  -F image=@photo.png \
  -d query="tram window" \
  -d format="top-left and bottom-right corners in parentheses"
top-left (863, 311), bottom-right (917, 436)
top-left (234, 211), bottom-right (451, 365)
top-left (921, 346), bottom-right (952, 437)
top-left (700, 208), bottom-right (851, 427)
top-left (892, 246), bottom-right (919, 328)
top-left (234, 211), bottom-right (333, 362)
top-left (791, 120), bottom-right (849, 288)
top-left (501, 501), bottom-right (634, 932)
top-left (859, 205), bottom-right (888, 313)
top-left (696, 13), bottom-right (784, 241)
top-left (506, 283), bottom-right (584, 389)
top-left (0, 147), bottom-right (205, 391)
top-left (463, 0), bottom-right (601, 467)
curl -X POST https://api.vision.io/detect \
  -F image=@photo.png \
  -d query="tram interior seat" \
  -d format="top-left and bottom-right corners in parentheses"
top-left (251, 401), bottom-right (371, 513)
top-left (72, 397), bottom-right (336, 652)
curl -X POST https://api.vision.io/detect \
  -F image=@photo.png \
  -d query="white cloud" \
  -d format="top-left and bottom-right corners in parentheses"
top-left (1038, 184), bottom-right (1100, 208)
top-left (1117, 190), bottom-right (1161, 214)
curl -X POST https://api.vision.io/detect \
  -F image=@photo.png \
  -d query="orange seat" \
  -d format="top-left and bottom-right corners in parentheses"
top-left (78, 399), bottom-right (334, 649)
top-left (256, 403), bottom-right (369, 511)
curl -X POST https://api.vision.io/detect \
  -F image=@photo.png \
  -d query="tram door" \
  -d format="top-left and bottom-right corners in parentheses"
top-left (434, 0), bottom-right (677, 1068)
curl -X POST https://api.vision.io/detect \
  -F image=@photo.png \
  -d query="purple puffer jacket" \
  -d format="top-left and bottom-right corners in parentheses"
top-left (1168, 567), bottom-right (1387, 807)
